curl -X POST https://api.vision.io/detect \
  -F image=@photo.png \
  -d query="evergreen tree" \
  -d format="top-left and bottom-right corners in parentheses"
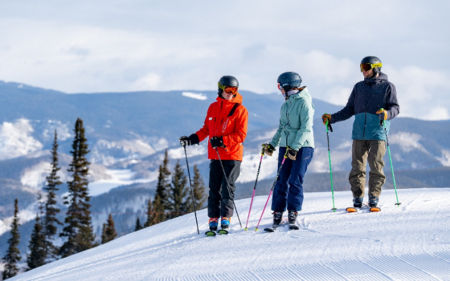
top-left (26, 214), bottom-right (46, 270)
top-left (2, 199), bottom-right (21, 280)
top-left (144, 199), bottom-right (155, 227)
top-left (60, 118), bottom-right (95, 258)
top-left (101, 214), bottom-right (117, 244)
top-left (153, 150), bottom-right (171, 223)
top-left (152, 195), bottom-right (164, 225)
top-left (187, 165), bottom-right (207, 212)
top-left (43, 130), bottom-right (62, 261)
top-left (167, 160), bottom-right (189, 219)
top-left (134, 217), bottom-right (143, 231)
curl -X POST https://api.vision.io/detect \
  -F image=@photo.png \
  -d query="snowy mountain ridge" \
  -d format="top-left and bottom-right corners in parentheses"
top-left (9, 188), bottom-right (450, 280)
top-left (1, 80), bottom-right (450, 261)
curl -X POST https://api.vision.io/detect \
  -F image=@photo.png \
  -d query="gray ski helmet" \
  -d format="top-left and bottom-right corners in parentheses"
top-left (360, 56), bottom-right (382, 75)
top-left (277, 72), bottom-right (302, 91)
top-left (218, 76), bottom-right (239, 91)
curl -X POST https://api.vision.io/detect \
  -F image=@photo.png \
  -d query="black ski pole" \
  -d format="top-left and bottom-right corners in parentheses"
top-left (183, 145), bottom-right (200, 234)
top-left (214, 147), bottom-right (243, 229)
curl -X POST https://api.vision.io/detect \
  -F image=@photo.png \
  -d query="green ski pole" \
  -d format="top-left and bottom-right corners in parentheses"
top-left (380, 108), bottom-right (401, 206)
top-left (325, 115), bottom-right (337, 212)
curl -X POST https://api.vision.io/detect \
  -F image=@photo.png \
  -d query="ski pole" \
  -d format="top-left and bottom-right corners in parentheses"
top-left (325, 117), bottom-right (337, 212)
top-left (244, 145), bottom-right (265, 231)
top-left (255, 147), bottom-right (289, 231)
top-left (214, 147), bottom-right (243, 229)
top-left (183, 145), bottom-right (200, 234)
top-left (380, 108), bottom-right (401, 206)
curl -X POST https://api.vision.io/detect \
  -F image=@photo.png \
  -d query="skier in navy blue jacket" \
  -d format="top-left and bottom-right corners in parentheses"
top-left (322, 56), bottom-right (399, 209)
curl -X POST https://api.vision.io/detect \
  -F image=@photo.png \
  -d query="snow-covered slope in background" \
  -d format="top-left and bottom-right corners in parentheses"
top-left (12, 188), bottom-right (450, 280)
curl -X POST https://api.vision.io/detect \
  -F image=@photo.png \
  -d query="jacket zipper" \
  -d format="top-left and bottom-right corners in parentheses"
top-left (284, 98), bottom-right (291, 146)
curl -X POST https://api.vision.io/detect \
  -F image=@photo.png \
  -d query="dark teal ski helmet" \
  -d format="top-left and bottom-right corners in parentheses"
top-left (277, 72), bottom-right (302, 91)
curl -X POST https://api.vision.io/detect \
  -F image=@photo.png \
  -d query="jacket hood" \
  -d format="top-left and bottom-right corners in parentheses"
top-left (289, 87), bottom-right (312, 102)
top-left (364, 72), bottom-right (388, 85)
top-left (216, 92), bottom-right (243, 104)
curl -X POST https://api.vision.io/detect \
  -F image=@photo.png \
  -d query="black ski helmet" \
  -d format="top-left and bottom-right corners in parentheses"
top-left (218, 76), bottom-right (239, 92)
top-left (277, 72), bottom-right (302, 91)
top-left (361, 56), bottom-right (382, 75)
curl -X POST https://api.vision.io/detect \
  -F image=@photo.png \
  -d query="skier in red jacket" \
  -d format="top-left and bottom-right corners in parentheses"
top-left (180, 76), bottom-right (248, 234)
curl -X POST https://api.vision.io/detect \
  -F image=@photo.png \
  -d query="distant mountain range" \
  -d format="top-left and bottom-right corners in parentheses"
top-left (0, 80), bottom-right (449, 258)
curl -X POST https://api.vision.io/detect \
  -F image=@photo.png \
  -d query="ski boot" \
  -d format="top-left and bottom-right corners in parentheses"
top-left (264, 212), bottom-right (283, 232)
top-left (369, 195), bottom-right (381, 212)
top-left (218, 217), bottom-right (231, 235)
top-left (346, 197), bottom-right (363, 213)
top-left (205, 217), bottom-right (218, 236)
top-left (288, 210), bottom-right (299, 230)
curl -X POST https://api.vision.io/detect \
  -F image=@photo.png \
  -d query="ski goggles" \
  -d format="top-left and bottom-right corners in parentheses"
top-left (219, 83), bottom-right (238, 94)
top-left (277, 83), bottom-right (283, 91)
top-left (360, 62), bottom-right (382, 72)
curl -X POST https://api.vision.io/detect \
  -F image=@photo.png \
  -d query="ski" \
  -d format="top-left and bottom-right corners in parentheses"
top-left (218, 229), bottom-right (229, 235)
top-left (264, 227), bottom-right (277, 232)
top-left (346, 204), bottom-right (381, 213)
top-left (205, 230), bottom-right (216, 236)
top-left (289, 224), bottom-right (299, 230)
top-left (263, 219), bottom-right (287, 232)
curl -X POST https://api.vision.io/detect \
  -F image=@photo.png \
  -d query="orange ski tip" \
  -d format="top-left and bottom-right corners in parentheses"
top-left (346, 207), bottom-right (358, 213)
top-left (370, 207), bottom-right (381, 212)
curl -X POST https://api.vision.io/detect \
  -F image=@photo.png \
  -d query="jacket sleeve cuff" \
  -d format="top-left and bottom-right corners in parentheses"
top-left (330, 115), bottom-right (336, 124)
top-left (189, 134), bottom-right (200, 145)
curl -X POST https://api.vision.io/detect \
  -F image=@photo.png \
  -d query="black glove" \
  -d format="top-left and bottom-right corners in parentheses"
top-left (287, 148), bottom-right (297, 161)
top-left (210, 136), bottom-right (225, 148)
top-left (263, 143), bottom-right (276, 156)
top-left (179, 134), bottom-right (199, 147)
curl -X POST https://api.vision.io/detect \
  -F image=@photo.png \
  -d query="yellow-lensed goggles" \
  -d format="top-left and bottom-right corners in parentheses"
top-left (360, 63), bottom-right (382, 72)
top-left (218, 83), bottom-right (238, 94)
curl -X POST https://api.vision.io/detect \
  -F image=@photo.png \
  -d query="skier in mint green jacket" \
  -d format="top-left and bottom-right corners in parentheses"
top-left (263, 72), bottom-right (315, 230)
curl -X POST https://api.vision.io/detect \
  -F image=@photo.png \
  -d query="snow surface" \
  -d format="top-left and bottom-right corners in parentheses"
top-left (12, 188), bottom-right (450, 280)
top-left (182, 92), bottom-right (207, 100)
top-left (89, 169), bottom-right (155, 197)
top-left (0, 119), bottom-right (43, 160)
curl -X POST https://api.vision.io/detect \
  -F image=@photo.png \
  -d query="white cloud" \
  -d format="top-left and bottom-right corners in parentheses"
top-left (0, 1), bottom-right (448, 120)
top-left (0, 119), bottom-right (43, 160)
top-left (389, 132), bottom-right (427, 153)
top-left (425, 106), bottom-right (450, 121)
top-left (131, 73), bottom-right (161, 91)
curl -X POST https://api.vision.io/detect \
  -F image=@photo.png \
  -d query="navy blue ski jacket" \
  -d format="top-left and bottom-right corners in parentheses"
top-left (330, 72), bottom-right (399, 141)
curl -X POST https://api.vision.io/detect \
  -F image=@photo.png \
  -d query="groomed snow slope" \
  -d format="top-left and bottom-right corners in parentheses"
top-left (13, 188), bottom-right (450, 280)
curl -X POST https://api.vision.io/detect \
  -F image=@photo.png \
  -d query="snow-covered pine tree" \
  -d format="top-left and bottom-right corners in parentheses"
top-left (135, 217), bottom-right (143, 231)
top-left (60, 118), bottom-right (95, 258)
top-left (2, 199), bottom-right (21, 280)
top-left (186, 165), bottom-right (207, 212)
top-left (101, 213), bottom-right (117, 244)
top-left (167, 160), bottom-right (189, 219)
top-left (43, 130), bottom-right (62, 262)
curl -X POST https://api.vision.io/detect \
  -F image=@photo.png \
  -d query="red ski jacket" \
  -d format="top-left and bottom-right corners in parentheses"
top-left (196, 93), bottom-right (248, 161)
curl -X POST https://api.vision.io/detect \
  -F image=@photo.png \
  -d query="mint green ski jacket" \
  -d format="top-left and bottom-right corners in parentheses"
top-left (269, 87), bottom-right (315, 151)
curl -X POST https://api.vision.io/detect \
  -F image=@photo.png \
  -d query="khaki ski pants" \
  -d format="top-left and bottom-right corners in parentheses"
top-left (349, 140), bottom-right (386, 198)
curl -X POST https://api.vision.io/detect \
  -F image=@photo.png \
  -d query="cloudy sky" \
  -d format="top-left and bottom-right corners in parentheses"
top-left (1, 0), bottom-right (449, 120)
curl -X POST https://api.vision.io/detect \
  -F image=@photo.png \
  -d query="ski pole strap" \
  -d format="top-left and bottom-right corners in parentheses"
top-left (326, 121), bottom-right (333, 133)
top-left (260, 145), bottom-right (265, 156)
top-left (284, 146), bottom-right (289, 158)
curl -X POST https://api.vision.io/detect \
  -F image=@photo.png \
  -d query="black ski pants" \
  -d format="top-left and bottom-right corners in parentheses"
top-left (208, 159), bottom-right (241, 218)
